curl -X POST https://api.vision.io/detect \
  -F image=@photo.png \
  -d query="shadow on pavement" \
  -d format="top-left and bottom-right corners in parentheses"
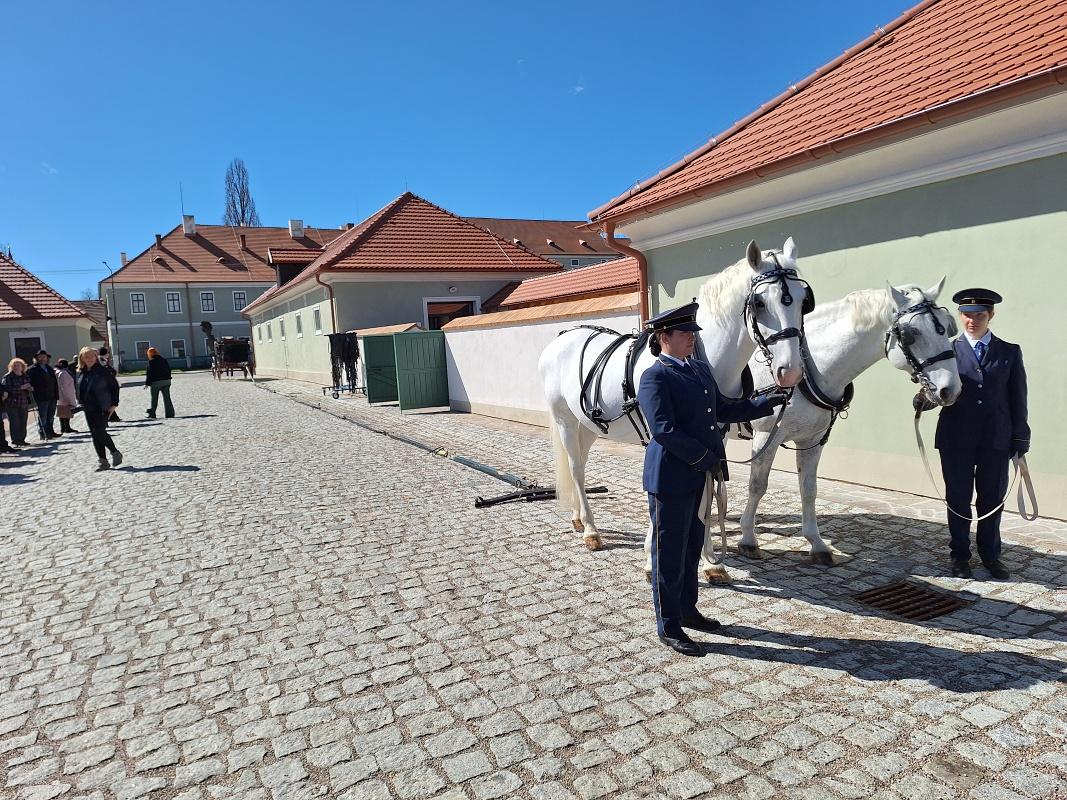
top-left (0, 473), bottom-right (36, 485)
top-left (176, 414), bottom-right (218, 420)
top-left (702, 623), bottom-right (1066, 693)
top-left (121, 465), bottom-right (201, 473)
top-left (0, 460), bottom-right (35, 468)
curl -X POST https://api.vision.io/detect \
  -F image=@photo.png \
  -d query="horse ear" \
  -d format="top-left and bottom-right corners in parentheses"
top-left (925, 275), bottom-right (946, 301)
top-left (887, 282), bottom-right (910, 309)
top-left (746, 241), bottom-right (762, 270)
top-left (782, 237), bottom-right (797, 264)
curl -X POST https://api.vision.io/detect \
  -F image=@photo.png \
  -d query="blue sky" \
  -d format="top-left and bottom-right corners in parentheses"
top-left (1, 0), bottom-right (914, 298)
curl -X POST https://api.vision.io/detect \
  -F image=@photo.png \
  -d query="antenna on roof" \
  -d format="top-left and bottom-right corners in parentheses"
top-left (179, 181), bottom-right (185, 216)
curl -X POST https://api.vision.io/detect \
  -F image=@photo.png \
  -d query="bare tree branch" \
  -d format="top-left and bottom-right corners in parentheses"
top-left (223, 158), bottom-right (262, 227)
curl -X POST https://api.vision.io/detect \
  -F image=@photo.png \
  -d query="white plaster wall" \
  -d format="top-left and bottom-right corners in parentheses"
top-left (445, 311), bottom-right (639, 425)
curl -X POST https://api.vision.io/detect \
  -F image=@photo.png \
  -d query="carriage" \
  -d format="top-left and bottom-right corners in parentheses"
top-left (211, 336), bottom-right (255, 381)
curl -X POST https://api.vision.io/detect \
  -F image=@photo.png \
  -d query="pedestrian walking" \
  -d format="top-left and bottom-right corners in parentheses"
top-left (77, 347), bottom-right (122, 471)
top-left (637, 303), bottom-right (787, 656)
top-left (27, 350), bottom-right (60, 439)
top-left (0, 379), bottom-right (12, 454)
top-left (2, 358), bottom-right (33, 447)
top-left (98, 347), bottom-right (122, 422)
top-left (144, 347), bottom-right (175, 418)
top-left (926, 289), bottom-right (1029, 580)
top-left (55, 358), bottom-right (80, 433)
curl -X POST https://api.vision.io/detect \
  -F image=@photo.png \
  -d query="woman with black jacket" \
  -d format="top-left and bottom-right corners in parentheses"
top-left (77, 347), bottom-right (123, 471)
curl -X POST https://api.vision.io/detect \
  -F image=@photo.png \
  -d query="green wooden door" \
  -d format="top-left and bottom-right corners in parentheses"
top-left (363, 335), bottom-right (398, 404)
top-left (394, 331), bottom-right (449, 411)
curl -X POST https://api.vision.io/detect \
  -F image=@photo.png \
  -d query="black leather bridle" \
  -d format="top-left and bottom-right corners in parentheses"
top-left (743, 253), bottom-right (814, 365)
top-left (883, 299), bottom-right (957, 395)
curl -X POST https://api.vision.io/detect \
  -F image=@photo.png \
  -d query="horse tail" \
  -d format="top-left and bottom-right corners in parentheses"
top-left (549, 415), bottom-right (577, 516)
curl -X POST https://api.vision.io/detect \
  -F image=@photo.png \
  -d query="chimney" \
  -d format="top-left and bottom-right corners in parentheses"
top-left (120, 252), bottom-right (128, 266)
top-left (182, 214), bottom-right (196, 236)
top-left (288, 219), bottom-right (304, 239)
top-left (155, 234), bottom-right (162, 247)
top-left (346, 222), bottom-right (355, 230)
top-left (239, 234), bottom-right (247, 250)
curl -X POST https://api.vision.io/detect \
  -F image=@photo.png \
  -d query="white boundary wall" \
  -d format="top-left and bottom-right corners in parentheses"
top-left (445, 309), bottom-right (640, 426)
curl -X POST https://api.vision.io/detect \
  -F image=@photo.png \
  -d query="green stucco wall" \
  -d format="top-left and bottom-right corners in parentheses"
top-left (250, 288), bottom-right (334, 383)
top-left (646, 154), bottom-right (1067, 512)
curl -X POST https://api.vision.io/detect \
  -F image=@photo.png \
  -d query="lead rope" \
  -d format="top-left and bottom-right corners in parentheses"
top-left (703, 470), bottom-right (730, 565)
top-left (913, 410), bottom-right (1039, 522)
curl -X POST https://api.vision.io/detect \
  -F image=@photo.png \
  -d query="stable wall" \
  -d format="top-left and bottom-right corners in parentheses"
top-left (444, 298), bottom-right (640, 426)
top-left (332, 278), bottom-right (517, 333)
top-left (643, 154), bottom-right (1067, 518)
top-left (249, 287), bottom-right (333, 383)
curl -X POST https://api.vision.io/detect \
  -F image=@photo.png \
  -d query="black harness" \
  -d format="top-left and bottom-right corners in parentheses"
top-left (744, 253), bottom-right (814, 365)
top-left (572, 326), bottom-right (652, 444)
top-left (883, 299), bottom-right (957, 395)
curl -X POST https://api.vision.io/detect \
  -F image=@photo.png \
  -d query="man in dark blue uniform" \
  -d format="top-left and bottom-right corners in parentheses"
top-left (637, 303), bottom-right (786, 656)
top-left (933, 289), bottom-right (1029, 580)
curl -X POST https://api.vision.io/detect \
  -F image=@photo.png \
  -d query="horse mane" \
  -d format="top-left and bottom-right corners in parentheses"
top-left (809, 285), bottom-right (926, 331)
top-left (697, 258), bottom-right (758, 319)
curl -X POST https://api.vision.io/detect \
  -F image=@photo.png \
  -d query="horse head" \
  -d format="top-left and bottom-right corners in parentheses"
top-left (743, 237), bottom-right (808, 388)
top-left (885, 277), bottom-right (962, 406)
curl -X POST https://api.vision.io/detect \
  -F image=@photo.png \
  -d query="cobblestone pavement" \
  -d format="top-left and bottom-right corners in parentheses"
top-left (1, 372), bottom-right (1065, 800)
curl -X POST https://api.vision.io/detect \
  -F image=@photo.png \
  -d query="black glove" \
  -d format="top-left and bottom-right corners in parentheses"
top-left (912, 392), bottom-right (937, 413)
top-left (1012, 441), bottom-right (1029, 459)
top-left (765, 391), bottom-right (790, 408)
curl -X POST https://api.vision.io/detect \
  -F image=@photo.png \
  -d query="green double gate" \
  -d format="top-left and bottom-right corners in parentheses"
top-left (362, 330), bottom-right (449, 411)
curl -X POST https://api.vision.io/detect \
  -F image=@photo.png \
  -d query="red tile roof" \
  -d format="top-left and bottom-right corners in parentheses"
top-left (1, 253), bottom-right (90, 322)
top-left (106, 224), bottom-right (345, 286)
top-left (463, 218), bottom-right (618, 256)
top-left (72, 300), bottom-right (109, 343)
top-left (491, 257), bottom-right (638, 309)
top-left (243, 193), bottom-right (562, 315)
top-left (592, 0), bottom-right (1067, 222)
top-left (267, 248), bottom-right (321, 265)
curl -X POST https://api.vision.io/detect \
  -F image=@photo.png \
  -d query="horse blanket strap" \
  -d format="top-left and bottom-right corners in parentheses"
top-left (913, 410), bottom-right (1039, 522)
top-left (570, 325), bottom-right (651, 445)
top-left (784, 376), bottom-right (856, 450)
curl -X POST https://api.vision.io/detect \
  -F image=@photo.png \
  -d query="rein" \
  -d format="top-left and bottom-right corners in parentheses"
top-left (884, 299), bottom-right (956, 394)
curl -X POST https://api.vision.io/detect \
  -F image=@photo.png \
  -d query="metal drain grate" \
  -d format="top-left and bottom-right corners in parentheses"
top-left (853, 581), bottom-right (971, 621)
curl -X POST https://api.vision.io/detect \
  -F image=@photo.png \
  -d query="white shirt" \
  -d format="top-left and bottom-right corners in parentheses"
top-left (660, 354), bottom-right (690, 368)
top-left (963, 330), bottom-right (992, 352)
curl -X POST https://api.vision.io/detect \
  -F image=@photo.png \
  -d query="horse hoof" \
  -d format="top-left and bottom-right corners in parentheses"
top-left (571, 519), bottom-right (586, 534)
top-left (810, 550), bottom-right (835, 566)
top-left (583, 534), bottom-right (602, 551)
top-left (702, 566), bottom-right (731, 584)
top-left (738, 544), bottom-right (762, 560)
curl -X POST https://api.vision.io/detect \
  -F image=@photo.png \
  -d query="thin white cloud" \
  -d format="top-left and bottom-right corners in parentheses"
top-left (572, 85), bottom-right (585, 94)
top-left (40, 162), bottom-right (58, 175)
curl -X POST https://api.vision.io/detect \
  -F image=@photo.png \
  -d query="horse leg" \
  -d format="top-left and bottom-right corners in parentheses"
top-left (550, 415), bottom-right (602, 550)
top-left (796, 445), bottom-right (834, 565)
top-left (738, 431), bottom-right (775, 560)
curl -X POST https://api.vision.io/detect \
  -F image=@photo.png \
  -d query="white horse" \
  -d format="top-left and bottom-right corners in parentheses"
top-left (539, 238), bottom-right (810, 562)
top-left (735, 280), bottom-right (963, 564)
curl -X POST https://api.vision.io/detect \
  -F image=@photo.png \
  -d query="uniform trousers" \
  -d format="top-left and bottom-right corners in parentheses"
top-left (940, 445), bottom-right (1010, 563)
top-left (648, 490), bottom-right (705, 638)
top-left (85, 409), bottom-right (118, 460)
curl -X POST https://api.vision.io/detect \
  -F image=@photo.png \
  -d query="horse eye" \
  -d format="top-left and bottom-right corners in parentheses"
top-left (753, 298), bottom-right (766, 310)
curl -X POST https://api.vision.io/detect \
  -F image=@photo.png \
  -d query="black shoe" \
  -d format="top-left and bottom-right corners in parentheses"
top-left (146, 413), bottom-right (156, 419)
top-left (983, 559), bottom-right (1010, 580)
top-left (951, 559), bottom-right (973, 579)
top-left (680, 612), bottom-right (722, 634)
top-left (95, 459), bottom-right (111, 472)
top-left (111, 451), bottom-right (123, 467)
top-left (658, 633), bottom-right (706, 657)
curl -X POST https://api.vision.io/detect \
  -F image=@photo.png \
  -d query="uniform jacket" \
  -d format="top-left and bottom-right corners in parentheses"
top-left (145, 355), bottom-right (172, 385)
top-left (27, 363), bottom-right (58, 402)
top-left (638, 356), bottom-right (775, 493)
top-left (77, 364), bottom-right (120, 413)
top-left (935, 334), bottom-right (1029, 453)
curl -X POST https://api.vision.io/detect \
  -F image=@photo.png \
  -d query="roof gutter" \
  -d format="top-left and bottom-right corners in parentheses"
top-left (315, 272), bottom-right (338, 333)
top-left (589, 0), bottom-right (941, 222)
top-left (602, 221), bottom-right (649, 324)
top-left (597, 63), bottom-right (1067, 226)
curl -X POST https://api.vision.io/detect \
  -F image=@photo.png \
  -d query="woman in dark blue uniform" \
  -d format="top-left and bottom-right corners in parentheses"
top-left (637, 303), bottom-right (786, 656)
top-left (932, 289), bottom-right (1029, 580)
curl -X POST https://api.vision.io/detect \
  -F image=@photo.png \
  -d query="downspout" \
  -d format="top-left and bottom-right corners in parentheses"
top-left (603, 221), bottom-right (650, 324)
top-left (314, 272), bottom-right (337, 333)
top-left (183, 282), bottom-right (195, 369)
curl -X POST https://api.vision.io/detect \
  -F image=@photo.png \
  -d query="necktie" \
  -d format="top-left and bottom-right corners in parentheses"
top-left (974, 341), bottom-right (986, 364)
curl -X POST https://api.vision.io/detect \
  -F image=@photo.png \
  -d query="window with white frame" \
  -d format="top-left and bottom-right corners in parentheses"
top-left (267, 323), bottom-right (272, 342)
top-left (200, 291), bottom-right (215, 312)
top-left (279, 319), bottom-right (286, 340)
top-left (171, 339), bottom-right (186, 359)
top-left (313, 306), bottom-right (322, 334)
top-left (257, 325), bottom-right (262, 343)
top-left (166, 291), bottom-right (181, 313)
top-left (570, 258), bottom-right (580, 267)
top-left (130, 292), bottom-right (146, 314)
top-left (233, 291), bottom-right (247, 311)
top-left (295, 313), bottom-right (303, 338)
top-left (135, 341), bottom-right (151, 360)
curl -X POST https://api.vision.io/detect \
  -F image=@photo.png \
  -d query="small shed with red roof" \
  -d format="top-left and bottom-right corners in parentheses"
top-left (589, 0), bottom-right (1067, 515)
top-left (1, 252), bottom-right (101, 365)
